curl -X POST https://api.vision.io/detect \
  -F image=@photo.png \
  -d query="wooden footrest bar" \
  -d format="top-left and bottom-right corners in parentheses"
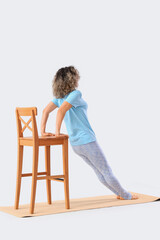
top-left (21, 172), bottom-right (47, 177)
top-left (21, 173), bottom-right (64, 182)
top-left (37, 175), bottom-right (65, 182)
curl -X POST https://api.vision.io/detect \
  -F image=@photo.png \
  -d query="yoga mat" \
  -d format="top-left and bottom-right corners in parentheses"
top-left (0, 191), bottom-right (160, 218)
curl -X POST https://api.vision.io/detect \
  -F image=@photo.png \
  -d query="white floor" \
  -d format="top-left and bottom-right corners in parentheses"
top-left (0, 185), bottom-right (160, 240)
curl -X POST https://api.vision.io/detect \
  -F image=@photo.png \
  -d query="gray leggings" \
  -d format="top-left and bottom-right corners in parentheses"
top-left (71, 140), bottom-right (132, 200)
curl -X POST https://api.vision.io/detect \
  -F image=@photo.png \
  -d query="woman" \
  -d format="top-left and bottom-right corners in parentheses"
top-left (41, 66), bottom-right (138, 200)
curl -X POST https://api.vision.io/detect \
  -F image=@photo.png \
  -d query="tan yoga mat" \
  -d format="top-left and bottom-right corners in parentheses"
top-left (0, 191), bottom-right (160, 218)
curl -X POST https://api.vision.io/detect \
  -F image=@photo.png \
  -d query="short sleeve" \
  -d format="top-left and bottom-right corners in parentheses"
top-left (65, 90), bottom-right (82, 108)
top-left (52, 98), bottom-right (59, 107)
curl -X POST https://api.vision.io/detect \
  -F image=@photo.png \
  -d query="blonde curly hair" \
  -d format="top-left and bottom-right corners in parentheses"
top-left (52, 66), bottom-right (80, 98)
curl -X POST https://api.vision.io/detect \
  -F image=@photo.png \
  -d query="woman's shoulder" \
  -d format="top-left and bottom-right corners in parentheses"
top-left (68, 89), bottom-right (82, 97)
top-left (74, 89), bottom-right (82, 95)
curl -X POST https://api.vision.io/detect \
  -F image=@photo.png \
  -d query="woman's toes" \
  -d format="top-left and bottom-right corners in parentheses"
top-left (117, 193), bottom-right (139, 200)
top-left (132, 194), bottom-right (139, 200)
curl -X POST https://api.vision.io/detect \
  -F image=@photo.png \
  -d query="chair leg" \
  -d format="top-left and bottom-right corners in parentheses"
top-left (14, 144), bottom-right (24, 209)
top-left (30, 144), bottom-right (39, 214)
top-left (62, 139), bottom-right (70, 209)
top-left (45, 145), bottom-right (52, 204)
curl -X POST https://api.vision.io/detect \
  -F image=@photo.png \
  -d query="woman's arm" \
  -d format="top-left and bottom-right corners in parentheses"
top-left (41, 101), bottom-right (57, 136)
top-left (55, 101), bottom-right (73, 136)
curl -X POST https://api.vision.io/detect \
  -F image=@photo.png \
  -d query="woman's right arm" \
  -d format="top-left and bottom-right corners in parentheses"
top-left (41, 101), bottom-right (57, 136)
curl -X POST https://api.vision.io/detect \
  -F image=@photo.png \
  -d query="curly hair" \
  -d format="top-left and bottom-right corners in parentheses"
top-left (52, 66), bottom-right (80, 98)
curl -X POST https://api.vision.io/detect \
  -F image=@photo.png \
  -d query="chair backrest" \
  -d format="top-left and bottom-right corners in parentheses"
top-left (15, 107), bottom-right (38, 140)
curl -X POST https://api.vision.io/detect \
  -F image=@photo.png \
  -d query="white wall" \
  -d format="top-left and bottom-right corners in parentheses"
top-left (0, 0), bottom-right (160, 207)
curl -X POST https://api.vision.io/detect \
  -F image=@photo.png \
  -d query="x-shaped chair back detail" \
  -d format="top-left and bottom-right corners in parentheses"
top-left (15, 107), bottom-right (38, 141)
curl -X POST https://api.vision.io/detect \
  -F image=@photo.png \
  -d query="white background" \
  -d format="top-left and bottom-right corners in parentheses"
top-left (0, 0), bottom-right (160, 239)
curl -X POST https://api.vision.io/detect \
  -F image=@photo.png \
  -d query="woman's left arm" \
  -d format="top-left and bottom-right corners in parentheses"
top-left (41, 101), bottom-right (57, 136)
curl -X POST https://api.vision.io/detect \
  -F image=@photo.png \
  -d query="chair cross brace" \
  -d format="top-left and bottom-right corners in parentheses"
top-left (19, 116), bottom-right (33, 133)
top-left (21, 172), bottom-right (65, 182)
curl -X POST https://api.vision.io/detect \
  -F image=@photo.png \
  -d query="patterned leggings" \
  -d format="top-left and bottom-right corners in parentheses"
top-left (71, 140), bottom-right (132, 200)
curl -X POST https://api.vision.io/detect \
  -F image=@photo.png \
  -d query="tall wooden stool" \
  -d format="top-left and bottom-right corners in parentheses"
top-left (14, 107), bottom-right (70, 214)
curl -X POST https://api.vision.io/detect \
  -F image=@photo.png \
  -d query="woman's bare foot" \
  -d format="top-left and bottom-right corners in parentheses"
top-left (117, 193), bottom-right (139, 200)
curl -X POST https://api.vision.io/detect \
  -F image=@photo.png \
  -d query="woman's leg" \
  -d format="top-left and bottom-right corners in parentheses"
top-left (72, 146), bottom-right (119, 195)
top-left (72, 141), bottom-right (132, 200)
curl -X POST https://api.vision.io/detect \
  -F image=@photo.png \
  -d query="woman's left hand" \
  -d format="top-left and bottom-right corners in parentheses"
top-left (41, 132), bottom-right (55, 136)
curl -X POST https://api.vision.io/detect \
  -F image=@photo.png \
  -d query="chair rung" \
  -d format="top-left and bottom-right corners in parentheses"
top-left (21, 172), bottom-right (47, 177)
top-left (37, 174), bottom-right (65, 182)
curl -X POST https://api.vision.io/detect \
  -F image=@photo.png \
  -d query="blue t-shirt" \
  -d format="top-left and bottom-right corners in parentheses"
top-left (52, 89), bottom-right (97, 146)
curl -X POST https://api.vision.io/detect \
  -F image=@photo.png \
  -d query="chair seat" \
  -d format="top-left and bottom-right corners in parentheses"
top-left (19, 134), bottom-right (69, 146)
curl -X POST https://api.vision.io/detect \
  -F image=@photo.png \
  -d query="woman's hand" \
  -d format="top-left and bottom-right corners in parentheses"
top-left (41, 132), bottom-right (55, 136)
top-left (41, 131), bottom-right (63, 137)
top-left (55, 130), bottom-right (60, 137)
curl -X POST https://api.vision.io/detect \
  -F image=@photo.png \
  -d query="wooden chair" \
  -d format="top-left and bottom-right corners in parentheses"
top-left (14, 107), bottom-right (70, 214)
